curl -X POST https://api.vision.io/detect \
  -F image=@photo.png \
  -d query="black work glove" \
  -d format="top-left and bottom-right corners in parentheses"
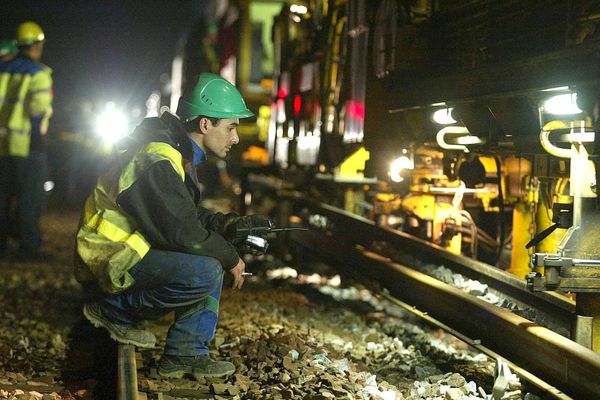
top-left (224, 215), bottom-right (273, 255)
top-left (224, 215), bottom-right (272, 243)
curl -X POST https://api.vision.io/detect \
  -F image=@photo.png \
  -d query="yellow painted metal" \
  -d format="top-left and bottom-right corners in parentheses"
top-left (337, 146), bottom-right (370, 178)
top-left (506, 156), bottom-right (533, 278)
top-left (510, 201), bottom-right (534, 278)
top-left (402, 194), bottom-right (435, 221)
top-left (344, 188), bottom-right (365, 214)
top-left (402, 194), bottom-right (462, 254)
top-left (473, 156), bottom-right (500, 212)
top-left (373, 192), bottom-right (402, 215)
top-left (257, 105), bottom-right (271, 142)
top-left (478, 156), bottom-right (498, 176)
top-left (504, 156), bottom-right (531, 199)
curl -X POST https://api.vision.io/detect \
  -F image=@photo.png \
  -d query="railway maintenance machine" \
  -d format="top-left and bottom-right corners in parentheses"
top-left (167, 0), bottom-right (600, 355)
top-left (249, 0), bottom-right (600, 352)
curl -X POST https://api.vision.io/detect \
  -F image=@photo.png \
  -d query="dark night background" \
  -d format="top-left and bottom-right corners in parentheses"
top-left (1, 1), bottom-right (207, 126)
top-left (1, 1), bottom-right (213, 206)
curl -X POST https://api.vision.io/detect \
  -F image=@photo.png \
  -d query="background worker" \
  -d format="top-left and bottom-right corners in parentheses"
top-left (0, 21), bottom-right (53, 258)
top-left (75, 73), bottom-right (271, 380)
top-left (0, 39), bottom-right (17, 63)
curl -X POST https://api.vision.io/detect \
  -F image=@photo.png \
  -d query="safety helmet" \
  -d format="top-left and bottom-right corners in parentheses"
top-left (0, 39), bottom-right (17, 57)
top-left (16, 21), bottom-right (45, 45)
top-left (177, 73), bottom-right (254, 120)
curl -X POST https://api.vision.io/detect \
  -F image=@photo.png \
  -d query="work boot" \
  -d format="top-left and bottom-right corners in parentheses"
top-left (82, 302), bottom-right (156, 348)
top-left (158, 354), bottom-right (235, 379)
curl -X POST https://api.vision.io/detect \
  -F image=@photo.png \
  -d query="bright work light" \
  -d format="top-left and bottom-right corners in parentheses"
top-left (432, 107), bottom-right (457, 125)
top-left (542, 93), bottom-right (582, 115)
top-left (389, 155), bottom-right (414, 183)
top-left (96, 102), bottom-right (130, 144)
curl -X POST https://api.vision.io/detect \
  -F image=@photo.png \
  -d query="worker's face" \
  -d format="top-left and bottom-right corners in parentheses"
top-left (30, 42), bottom-right (43, 61)
top-left (201, 118), bottom-right (240, 158)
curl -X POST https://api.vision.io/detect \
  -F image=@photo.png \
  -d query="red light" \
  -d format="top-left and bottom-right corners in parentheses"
top-left (277, 87), bottom-right (289, 98)
top-left (347, 100), bottom-right (365, 121)
top-left (293, 95), bottom-right (302, 116)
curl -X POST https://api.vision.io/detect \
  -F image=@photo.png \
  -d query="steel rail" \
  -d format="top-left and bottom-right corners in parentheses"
top-left (297, 200), bottom-right (575, 326)
top-left (290, 227), bottom-right (600, 398)
top-left (117, 344), bottom-right (139, 400)
top-left (378, 293), bottom-right (572, 400)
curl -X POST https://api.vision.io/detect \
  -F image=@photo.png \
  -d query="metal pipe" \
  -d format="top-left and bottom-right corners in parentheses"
top-left (117, 344), bottom-right (139, 400)
top-left (436, 126), bottom-right (470, 151)
top-left (540, 128), bottom-right (572, 158)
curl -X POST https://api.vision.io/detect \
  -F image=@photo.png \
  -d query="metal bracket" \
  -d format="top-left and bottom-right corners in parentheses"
top-left (527, 253), bottom-right (600, 292)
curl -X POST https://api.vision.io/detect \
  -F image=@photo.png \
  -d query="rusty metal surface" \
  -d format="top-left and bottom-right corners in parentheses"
top-left (291, 228), bottom-right (600, 398)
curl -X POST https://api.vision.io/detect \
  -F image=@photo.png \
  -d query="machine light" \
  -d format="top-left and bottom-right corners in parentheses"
top-left (43, 180), bottom-right (55, 192)
top-left (389, 155), bottom-right (414, 183)
top-left (455, 135), bottom-right (484, 145)
top-left (540, 86), bottom-right (570, 92)
top-left (542, 93), bottom-right (582, 115)
top-left (96, 103), bottom-right (130, 144)
top-left (432, 107), bottom-right (457, 125)
top-left (290, 4), bottom-right (308, 14)
top-left (436, 126), bottom-right (470, 152)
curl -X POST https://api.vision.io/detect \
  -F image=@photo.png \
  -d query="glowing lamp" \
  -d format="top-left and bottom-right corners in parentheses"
top-left (389, 156), bottom-right (414, 183)
top-left (290, 4), bottom-right (308, 14)
top-left (96, 103), bottom-right (129, 144)
top-left (432, 107), bottom-right (456, 125)
top-left (543, 93), bottom-right (582, 115)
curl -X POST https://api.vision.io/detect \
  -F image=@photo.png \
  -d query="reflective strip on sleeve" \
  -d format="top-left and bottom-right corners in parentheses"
top-left (84, 213), bottom-right (150, 257)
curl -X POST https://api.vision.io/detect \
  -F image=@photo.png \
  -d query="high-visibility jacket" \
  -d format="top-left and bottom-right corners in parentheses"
top-left (0, 56), bottom-right (53, 157)
top-left (75, 142), bottom-right (181, 293)
top-left (75, 113), bottom-right (240, 294)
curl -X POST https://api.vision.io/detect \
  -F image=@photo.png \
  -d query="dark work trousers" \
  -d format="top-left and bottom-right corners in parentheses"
top-left (97, 249), bottom-right (225, 356)
top-left (0, 152), bottom-right (48, 253)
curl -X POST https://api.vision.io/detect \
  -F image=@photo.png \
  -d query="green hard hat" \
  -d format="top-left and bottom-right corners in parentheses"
top-left (177, 73), bottom-right (254, 120)
top-left (0, 39), bottom-right (17, 57)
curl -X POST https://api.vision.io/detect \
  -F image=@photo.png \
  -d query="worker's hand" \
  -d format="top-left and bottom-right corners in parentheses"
top-left (229, 258), bottom-right (246, 290)
top-left (225, 215), bottom-right (273, 244)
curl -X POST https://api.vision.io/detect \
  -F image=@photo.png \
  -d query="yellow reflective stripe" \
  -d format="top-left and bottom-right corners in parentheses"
top-left (83, 198), bottom-right (149, 257)
top-left (83, 196), bottom-right (95, 220)
top-left (124, 232), bottom-right (150, 257)
top-left (84, 213), bottom-right (150, 257)
top-left (145, 142), bottom-right (185, 180)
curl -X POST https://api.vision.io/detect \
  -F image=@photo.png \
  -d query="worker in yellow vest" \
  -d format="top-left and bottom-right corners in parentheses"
top-left (0, 21), bottom-right (53, 258)
top-left (75, 73), bottom-right (271, 380)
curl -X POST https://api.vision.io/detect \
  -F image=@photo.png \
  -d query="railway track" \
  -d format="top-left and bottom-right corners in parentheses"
top-left (288, 199), bottom-right (600, 399)
top-left (113, 254), bottom-right (507, 400)
top-left (107, 198), bottom-right (600, 399)
top-left (7, 199), bottom-right (594, 399)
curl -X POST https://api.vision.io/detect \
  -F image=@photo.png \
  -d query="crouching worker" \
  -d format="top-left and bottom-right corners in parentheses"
top-left (74, 73), bottom-right (269, 380)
